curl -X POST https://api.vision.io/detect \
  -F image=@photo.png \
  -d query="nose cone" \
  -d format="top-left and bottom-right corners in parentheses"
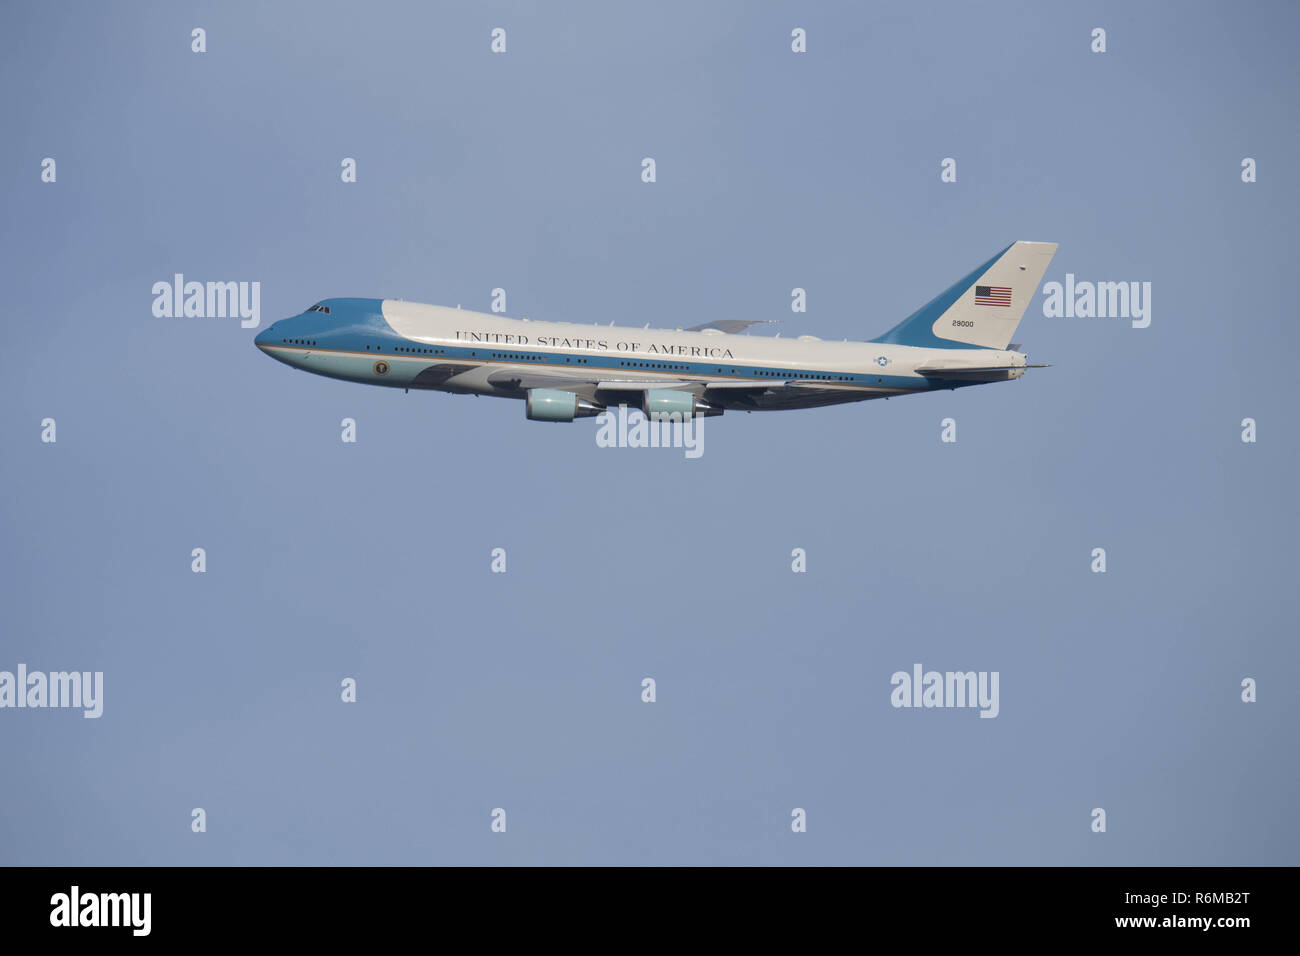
top-left (254, 323), bottom-right (277, 351)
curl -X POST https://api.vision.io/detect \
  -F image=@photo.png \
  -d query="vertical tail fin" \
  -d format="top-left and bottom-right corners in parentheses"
top-left (871, 241), bottom-right (1058, 350)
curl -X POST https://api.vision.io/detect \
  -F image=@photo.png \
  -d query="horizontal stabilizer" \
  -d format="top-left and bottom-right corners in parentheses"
top-left (915, 366), bottom-right (1022, 382)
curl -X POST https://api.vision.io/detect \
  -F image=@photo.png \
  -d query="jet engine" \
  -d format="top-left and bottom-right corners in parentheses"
top-left (642, 389), bottom-right (723, 420)
top-left (525, 388), bottom-right (603, 422)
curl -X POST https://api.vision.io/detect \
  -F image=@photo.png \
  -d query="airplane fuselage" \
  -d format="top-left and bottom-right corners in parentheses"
top-left (254, 298), bottom-right (1028, 416)
top-left (254, 242), bottom-right (1057, 420)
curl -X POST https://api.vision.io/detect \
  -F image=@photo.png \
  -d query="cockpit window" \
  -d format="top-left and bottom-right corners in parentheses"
top-left (306, 304), bottom-right (331, 314)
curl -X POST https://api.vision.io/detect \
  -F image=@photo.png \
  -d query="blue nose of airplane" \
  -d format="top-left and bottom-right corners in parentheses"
top-left (254, 323), bottom-right (277, 351)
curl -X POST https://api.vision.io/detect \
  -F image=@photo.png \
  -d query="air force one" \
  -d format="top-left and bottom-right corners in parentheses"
top-left (254, 241), bottom-right (1057, 421)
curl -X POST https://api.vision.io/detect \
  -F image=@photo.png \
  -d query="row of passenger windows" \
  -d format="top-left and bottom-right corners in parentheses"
top-left (615, 359), bottom-right (855, 381)
top-left (483, 351), bottom-right (593, 365)
top-left (283, 338), bottom-right (317, 346)
top-left (620, 360), bottom-right (688, 371)
top-left (362, 344), bottom-right (445, 354)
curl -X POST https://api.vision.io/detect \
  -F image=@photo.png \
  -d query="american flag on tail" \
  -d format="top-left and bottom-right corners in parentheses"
top-left (974, 285), bottom-right (1012, 307)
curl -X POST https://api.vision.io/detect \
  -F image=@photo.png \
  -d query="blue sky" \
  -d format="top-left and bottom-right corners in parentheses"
top-left (1, 0), bottom-right (1296, 864)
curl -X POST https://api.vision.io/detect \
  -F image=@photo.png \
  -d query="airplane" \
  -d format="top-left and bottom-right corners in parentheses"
top-left (254, 240), bottom-right (1057, 421)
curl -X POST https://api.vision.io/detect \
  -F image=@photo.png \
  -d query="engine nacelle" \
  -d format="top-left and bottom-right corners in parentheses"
top-left (642, 389), bottom-right (722, 421)
top-left (525, 388), bottom-right (602, 422)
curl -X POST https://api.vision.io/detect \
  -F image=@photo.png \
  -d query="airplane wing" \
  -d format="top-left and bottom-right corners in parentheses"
top-left (682, 319), bottom-right (775, 334)
top-left (594, 380), bottom-right (695, 391)
top-left (482, 368), bottom-right (882, 411)
top-left (702, 380), bottom-right (866, 395)
top-left (488, 368), bottom-right (709, 392)
top-left (410, 363), bottom-right (478, 387)
top-left (485, 369), bottom-right (600, 392)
